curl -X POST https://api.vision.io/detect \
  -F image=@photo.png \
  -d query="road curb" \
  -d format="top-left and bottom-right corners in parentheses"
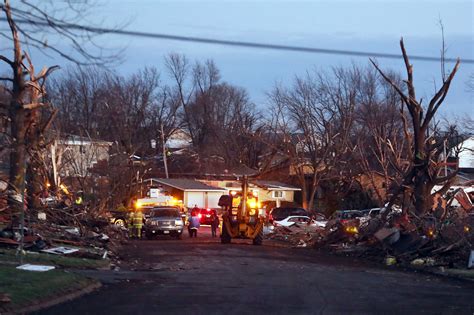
top-left (1, 280), bottom-right (102, 315)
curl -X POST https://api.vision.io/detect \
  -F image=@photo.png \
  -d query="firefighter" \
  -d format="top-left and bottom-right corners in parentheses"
top-left (128, 211), bottom-right (135, 238)
top-left (74, 193), bottom-right (83, 206)
top-left (133, 209), bottom-right (144, 239)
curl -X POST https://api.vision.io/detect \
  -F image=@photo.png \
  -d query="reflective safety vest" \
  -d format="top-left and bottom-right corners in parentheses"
top-left (128, 212), bottom-right (135, 228)
top-left (75, 196), bottom-right (83, 205)
top-left (133, 212), bottom-right (144, 227)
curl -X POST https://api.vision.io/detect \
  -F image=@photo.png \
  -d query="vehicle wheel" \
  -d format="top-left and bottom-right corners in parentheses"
top-left (175, 233), bottom-right (182, 240)
top-left (252, 228), bottom-right (263, 246)
top-left (221, 223), bottom-right (231, 244)
top-left (145, 232), bottom-right (154, 240)
top-left (114, 219), bottom-right (125, 227)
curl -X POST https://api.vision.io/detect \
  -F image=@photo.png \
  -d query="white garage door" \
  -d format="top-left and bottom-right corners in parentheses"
top-left (186, 192), bottom-right (205, 208)
top-left (207, 192), bottom-right (225, 209)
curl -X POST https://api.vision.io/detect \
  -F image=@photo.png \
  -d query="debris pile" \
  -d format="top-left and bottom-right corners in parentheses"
top-left (0, 203), bottom-right (128, 264)
top-left (0, 292), bottom-right (11, 305)
top-left (266, 187), bottom-right (474, 270)
top-left (265, 221), bottom-right (325, 247)
top-left (322, 207), bottom-right (471, 267)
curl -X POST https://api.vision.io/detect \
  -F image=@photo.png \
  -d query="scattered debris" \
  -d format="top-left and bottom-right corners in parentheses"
top-left (16, 264), bottom-right (55, 272)
top-left (0, 238), bottom-right (19, 247)
top-left (410, 257), bottom-right (435, 266)
top-left (0, 293), bottom-right (11, 304)
top-left (296, 240), bottom-right (307, 248)
top-left (411, 258), bottom-right (425, 266)
top-left (374, 228), bottom-right (399, 244)
top-left (385, 256), bottom-right (397, 266)
top-left (41, 246), bottom-right (79, 255)
top-left (0, 202), bottom-right (128, 269)
top-left (265, 221), bottom-right (324, 247)
top-left (265, 196), bottom-right (474, 272)
top-left (65, 227), bottom-right (80, 236)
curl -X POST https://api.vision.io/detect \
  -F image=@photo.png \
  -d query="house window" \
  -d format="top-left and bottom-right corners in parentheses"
top-left (272, 191), bottom-right (284, 198)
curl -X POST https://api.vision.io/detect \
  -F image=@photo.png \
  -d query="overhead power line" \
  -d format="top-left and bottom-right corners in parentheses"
top-left (1, 17), bottom-right (472, 64)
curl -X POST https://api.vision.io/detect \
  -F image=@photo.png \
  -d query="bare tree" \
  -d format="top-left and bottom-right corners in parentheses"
top-left (353, 67), bottom-right (410, 206)
top-left (165, 54), bottom-right (196, 144)
top-left (165, 53), bottom-right (263, 168)
top-left (1, 0), bottom-right (121, 214)
top-left (269, 67), bottom-right (357, 211)
top-left (49, 66), bottom-right (181, 208)
top-left (0, 1), bottom-right (120, 66)
top-left (0, 1), bottom-right (59, 214)
top-left (371, 38), bottom-right (460, 216)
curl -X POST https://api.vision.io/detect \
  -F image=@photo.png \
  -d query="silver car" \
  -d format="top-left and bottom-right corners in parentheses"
top-left (144, 207), bottom-right (184, 239)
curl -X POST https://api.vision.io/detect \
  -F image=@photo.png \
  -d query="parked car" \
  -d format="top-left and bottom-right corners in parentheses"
top-left (313, 212), bottom-right (327, 221)
top-left (326, 210), bottom-right (363, 230)
top-left (144, 207), bottom-right (184, 239)
top-left (274, 215), bottom-right (327, 228)
top-left (367, 208), bottom-right (382, 218)
top-left (360, 208), bottom-right (383, 218)
top-left (269, 207), bottom-right (308, 222)
top-left (109, 210), bottom-right (129, 227)
top-left (331, 210), bottom-right (364, 220)
top-left (197, 208), bottom-right (218, 225)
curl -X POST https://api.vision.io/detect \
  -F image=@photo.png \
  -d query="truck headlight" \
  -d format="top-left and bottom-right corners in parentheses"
top-left (175, 219), bottom-right (183, 226)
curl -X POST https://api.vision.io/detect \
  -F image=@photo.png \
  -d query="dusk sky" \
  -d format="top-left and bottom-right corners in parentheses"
top-left (3, 0), bottom-right (474, 116)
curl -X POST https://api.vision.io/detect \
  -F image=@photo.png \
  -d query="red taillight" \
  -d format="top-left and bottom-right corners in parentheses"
top-left (207, 209), bottom-right (210, 211)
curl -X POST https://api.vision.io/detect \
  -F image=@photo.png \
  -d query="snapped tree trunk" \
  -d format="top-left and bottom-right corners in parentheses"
top-left (26, 151), bottom-right (43, 209)
top-left (8, 103), bottom-right (27, 215)
top-left (371, 38), bottom-right (460, 216)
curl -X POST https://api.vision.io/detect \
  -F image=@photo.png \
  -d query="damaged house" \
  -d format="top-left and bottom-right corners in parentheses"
top-left (46, 134), bottom-right (113, 196)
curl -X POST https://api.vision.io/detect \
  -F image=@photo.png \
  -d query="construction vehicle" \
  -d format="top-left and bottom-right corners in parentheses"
top-left (218, 176), bottom-right (265, 245)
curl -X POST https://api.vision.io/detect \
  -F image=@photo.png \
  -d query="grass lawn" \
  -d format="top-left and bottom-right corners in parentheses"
top-left (0, 248), bottom-right (109, 269)
top-left (0, 265), bottom-right (97, 310)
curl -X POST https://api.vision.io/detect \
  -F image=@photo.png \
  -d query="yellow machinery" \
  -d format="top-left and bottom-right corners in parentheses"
top-left (219, 176), bottom-right (265, 245)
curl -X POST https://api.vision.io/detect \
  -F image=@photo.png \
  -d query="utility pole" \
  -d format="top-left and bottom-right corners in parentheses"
top-left (240, 176), bottom-right (248, 220)
top-left (161, 123), bottom-right (169, 179)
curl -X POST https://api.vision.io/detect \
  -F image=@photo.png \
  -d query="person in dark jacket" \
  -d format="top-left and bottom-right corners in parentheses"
top-left (210, 212), bottom-right (219, 237)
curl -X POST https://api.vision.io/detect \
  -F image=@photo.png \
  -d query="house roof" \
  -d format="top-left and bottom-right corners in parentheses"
top-left (191, 159), bottom-right (257, 177)
top-left (252, 180), bottom-right (301, 191)
top-left (148, 178), bottom-right (226, 192)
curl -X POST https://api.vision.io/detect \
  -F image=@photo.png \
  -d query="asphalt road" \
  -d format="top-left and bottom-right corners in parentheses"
top-left (39, 226), bottom-right (474, 315)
